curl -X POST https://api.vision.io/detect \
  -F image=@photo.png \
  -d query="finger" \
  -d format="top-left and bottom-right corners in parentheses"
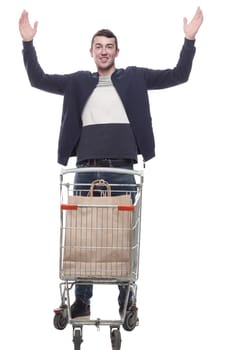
top-left (19, 10), bottom-right (28, 25)
top-left (33, 21), bottom-right (38, 31)
top-left (195, 7), bottom-right (203, 20)
top-left (183, 17), bottom-right (187, 26)
top-left (22, 9), bottom-right (28, 21)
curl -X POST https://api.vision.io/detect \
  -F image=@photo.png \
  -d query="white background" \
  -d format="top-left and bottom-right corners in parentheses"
top-left (1, 0), bottom-right (233, 349)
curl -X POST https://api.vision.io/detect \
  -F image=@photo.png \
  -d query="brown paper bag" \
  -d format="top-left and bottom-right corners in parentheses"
top-left (61, 180), bottom-right (133, 279)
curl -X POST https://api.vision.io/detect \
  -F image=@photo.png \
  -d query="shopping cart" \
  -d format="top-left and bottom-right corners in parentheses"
top-left (53, 167), bottom-right (144, 350)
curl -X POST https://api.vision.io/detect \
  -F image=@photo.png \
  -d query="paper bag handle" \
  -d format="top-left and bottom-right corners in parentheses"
top-left (88, 179), bottom-right (111, 197)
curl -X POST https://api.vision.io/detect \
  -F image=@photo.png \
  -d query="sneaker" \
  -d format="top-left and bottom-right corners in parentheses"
top-left (71, 299), bottom-right (90, 318)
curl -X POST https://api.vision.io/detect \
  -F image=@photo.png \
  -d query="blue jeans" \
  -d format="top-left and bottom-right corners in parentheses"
top-left (74, 164), bottom-right (136, 306)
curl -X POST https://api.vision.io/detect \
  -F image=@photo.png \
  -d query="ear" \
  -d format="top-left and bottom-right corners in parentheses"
top-left (89, 48), bottom-right (93, 57)
top-left (116, 48), bottom-right (120, 57)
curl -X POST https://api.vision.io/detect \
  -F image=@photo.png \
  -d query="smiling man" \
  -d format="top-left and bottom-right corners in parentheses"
top-left (91, 30), bottom-right (119, 75)
top-left (19, 7), bottom-right (203, 319)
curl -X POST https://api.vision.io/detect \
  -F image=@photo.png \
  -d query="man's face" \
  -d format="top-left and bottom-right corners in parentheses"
top-left (90, 36), bottom-right (119, 74)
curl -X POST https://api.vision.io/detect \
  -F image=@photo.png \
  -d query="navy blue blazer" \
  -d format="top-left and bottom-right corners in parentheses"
top-left (22, 39), bottom-right (196, 165)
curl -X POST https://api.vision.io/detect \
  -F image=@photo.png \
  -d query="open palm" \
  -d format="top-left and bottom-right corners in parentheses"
top-left (183, 7), bottom-right (203, 40)
top-left (19, 10), bottom-right (38, 41)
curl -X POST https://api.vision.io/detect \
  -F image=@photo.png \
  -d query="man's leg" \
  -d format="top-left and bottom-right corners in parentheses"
top-left (100, 168), bottom-right (137, 311)
top-left (70, 169), bottom-right (98, 317)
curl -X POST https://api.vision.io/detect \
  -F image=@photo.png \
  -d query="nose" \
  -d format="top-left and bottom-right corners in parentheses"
top-left (101, 47), bottom-right (107, 55)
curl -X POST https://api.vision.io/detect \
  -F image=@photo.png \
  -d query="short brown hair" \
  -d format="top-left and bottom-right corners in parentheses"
top-left (91, 29), bottom-right (118, 50)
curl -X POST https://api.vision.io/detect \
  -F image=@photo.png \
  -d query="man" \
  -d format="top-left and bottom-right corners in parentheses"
top-left (19, 7), bottom-right (203, 318)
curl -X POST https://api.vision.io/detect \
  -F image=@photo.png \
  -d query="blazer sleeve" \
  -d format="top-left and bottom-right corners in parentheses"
top-left (22, 41), bottom-right (73, 95)
top-left (143, 38), bottom-right (196, 89)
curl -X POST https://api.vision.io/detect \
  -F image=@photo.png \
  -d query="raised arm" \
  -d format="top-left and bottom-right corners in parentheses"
top-left (143, 8), bottom-right (203, 90)
top-left (183, 6), bottom-right (203, 40)
top-left (19, 10), bottom-right (72, 95)
top-left (19, 10), bottom-right (38, 42)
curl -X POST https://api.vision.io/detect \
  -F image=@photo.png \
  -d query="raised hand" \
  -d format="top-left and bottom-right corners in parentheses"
top-left (19, 10), bottom-right (38, 41)
top-left (183, 7), bottom-right (203, 40)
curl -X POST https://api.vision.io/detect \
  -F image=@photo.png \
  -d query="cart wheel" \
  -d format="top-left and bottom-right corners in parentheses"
top-left (110, 329), bottom-right (121, 350)
top-left (73, 329), bottom-right (83, 350)
top-left (53, 313), bottom-right (68, 330)
top-left (123, 308), bottom-right (138, 331)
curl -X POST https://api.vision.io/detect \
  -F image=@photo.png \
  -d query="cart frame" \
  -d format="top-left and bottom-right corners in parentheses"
top-left (54, 167), bottom-right (144, 349)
